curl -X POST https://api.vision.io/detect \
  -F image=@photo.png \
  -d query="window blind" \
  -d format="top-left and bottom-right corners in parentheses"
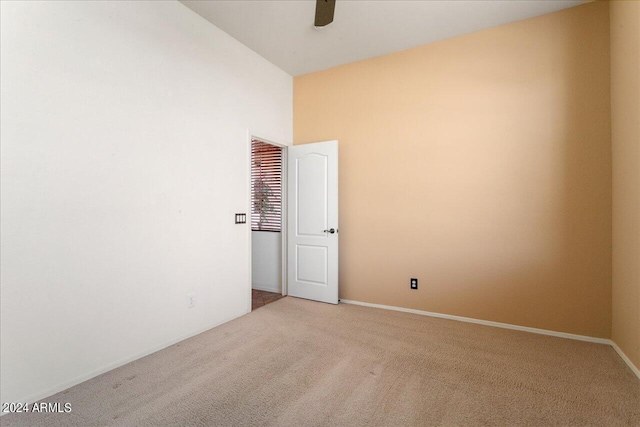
top-left (251, 140), bottom-right (282, 232)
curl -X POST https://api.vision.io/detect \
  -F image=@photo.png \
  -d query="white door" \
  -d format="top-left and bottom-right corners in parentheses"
top-left (287, 140), bottom-right (338, 304)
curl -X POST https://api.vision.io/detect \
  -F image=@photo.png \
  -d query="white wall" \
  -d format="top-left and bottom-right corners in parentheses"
top-left (252, 232), bottom-right (282, 293)
top-left (0, 1), bottom-right (292, 404)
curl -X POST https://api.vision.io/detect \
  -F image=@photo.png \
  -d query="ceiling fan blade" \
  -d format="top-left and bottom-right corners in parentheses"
top-left (314, 0), bottom-right (336, 27)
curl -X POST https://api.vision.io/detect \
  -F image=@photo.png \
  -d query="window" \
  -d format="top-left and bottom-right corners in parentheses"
top-left (251, 139), bottom-right (282, 232)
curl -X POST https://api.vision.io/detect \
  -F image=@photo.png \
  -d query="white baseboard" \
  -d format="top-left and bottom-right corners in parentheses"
top-left (611, 340), bottom-right (640, 380)
top-left (6, 300), bottom-right (637, 413)
top-left (339, 299), bottom-right (640, 380)
top-left (252, 285), bottom-right (281, 293)
top-left (7, 311), bottom-right (248, 408)
top-left (339, 299), bottom-right (610, 344)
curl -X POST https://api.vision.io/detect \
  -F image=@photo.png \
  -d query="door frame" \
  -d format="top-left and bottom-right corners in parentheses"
top-left (247, 131), bottom-right (288, 313)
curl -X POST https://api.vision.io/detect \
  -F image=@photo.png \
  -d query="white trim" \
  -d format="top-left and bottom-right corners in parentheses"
top-left (339, 299), bottom-right (610, 345)
top-left (342, 299), bottom-right (640, 379)
top-left (247, 132), bottom-right (289, 310)
top-left (7, 300), bottom-right (637, 409)
top-left (280, 147), bottom-right (288, 297)
top-left (611, 340), bottom-right (640, 380)
top-left (247, 132), bottom-right (253, 314)
top-left (6, 311), bottom-right (248, 407)
top-left (251, 284), bottom-right (281, 293)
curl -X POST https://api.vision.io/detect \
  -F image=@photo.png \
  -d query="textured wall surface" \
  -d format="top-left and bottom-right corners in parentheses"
top-left (0, 1), bottom-right (292, 403)
top-left (611, 0), bottom-right (640, 372)
top-left (295, 2), bottom-right (611, 338)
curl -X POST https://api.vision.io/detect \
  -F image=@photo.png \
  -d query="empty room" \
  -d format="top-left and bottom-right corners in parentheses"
top-left (1, 0), bottom-right (639, 425)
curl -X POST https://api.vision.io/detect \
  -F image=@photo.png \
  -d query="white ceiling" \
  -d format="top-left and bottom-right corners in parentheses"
top-left (181, 0), bottom-right (587, 76)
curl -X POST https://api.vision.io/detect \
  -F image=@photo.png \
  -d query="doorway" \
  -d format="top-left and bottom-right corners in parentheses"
top-left (247, 137), bottom-right (339, 311)
top-left (250, 137), bottom-right (286, 310)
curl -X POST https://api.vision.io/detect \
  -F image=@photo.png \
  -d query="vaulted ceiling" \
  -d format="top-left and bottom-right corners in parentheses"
top-left (181, 1), bottom-right (588, 76)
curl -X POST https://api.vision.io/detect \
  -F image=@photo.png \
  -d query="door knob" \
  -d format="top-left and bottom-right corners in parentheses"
top-left (323, 228), bottom-right (336, 234)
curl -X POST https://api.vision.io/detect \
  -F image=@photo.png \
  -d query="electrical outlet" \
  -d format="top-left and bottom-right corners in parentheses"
top-left (410, 278), bottom-right (418, 290)
top-left (187, 293), bottom-right (196, 308)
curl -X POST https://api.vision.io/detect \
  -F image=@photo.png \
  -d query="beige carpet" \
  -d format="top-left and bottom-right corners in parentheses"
top-left (2, 297), bottom-right (639, 427)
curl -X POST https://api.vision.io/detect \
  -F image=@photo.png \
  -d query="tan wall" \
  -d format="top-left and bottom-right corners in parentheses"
top-left (294, 2), bottom-right (612, 338)
top-left (611, 0), bottom-right (640, 369)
